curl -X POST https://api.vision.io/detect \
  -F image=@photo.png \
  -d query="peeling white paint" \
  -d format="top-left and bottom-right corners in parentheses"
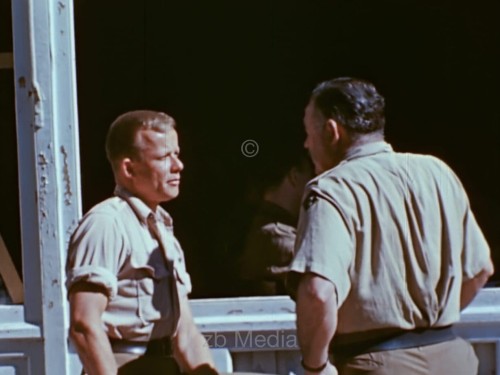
top-left (37, 152), bottom-right (48, 167)
top-left (57, 1), bottom-right (65, 14)
top-left (29, 83), bottom-right (44, 131)
top-left (60, 145), bottom-right (72, 205)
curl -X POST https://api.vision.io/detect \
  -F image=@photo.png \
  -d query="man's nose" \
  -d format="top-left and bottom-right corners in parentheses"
top-left (172, 155), bottom-right (184, 172)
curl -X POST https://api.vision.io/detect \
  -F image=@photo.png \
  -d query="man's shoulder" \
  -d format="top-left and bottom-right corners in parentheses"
top-left (87, 196), bottom-right (128, 214)
top-left (395, 152), bottom-right (458, 179)
top-left (317, 151), bottom-right (452, 179)
top-left (305, 166), bottom-right (351, 194)
top-left (69, 197), bottom-right (132, 246)
top-left (396, 151), bottom-right (445, 164)
top-left (304, 152), bottom-right (454, 202)
top-left (79, 196), bottom-right (132, 226)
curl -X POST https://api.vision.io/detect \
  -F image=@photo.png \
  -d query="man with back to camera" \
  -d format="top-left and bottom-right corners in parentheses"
top-left (66, 110), bottom-right (217, 375)
top-left (288, 77), bottom-right (494, 375)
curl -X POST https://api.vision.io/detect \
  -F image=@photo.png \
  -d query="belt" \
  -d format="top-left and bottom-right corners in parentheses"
top-left (331, 326), bottom-right (457, 360)
top-left (109, 337), bottom-right (173, 357)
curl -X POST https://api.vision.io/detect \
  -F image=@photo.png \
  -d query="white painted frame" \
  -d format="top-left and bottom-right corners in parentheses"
top-left (0, 0), bottom-right (81, 374)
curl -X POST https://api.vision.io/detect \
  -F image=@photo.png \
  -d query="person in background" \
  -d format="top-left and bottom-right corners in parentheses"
top-left (238, 152), bottom-right (314, 295)
top-left (288, 77), bottom-right (494, 375)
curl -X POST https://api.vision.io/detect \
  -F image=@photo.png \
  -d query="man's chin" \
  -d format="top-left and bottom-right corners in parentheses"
top-left (162, 189), bottom-right (180, 202)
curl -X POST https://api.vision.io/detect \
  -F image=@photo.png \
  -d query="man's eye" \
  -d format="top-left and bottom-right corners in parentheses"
top-left (159, 151), bottom-right (179, 160)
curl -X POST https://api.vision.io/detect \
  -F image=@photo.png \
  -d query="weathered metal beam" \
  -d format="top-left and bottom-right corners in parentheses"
top-left (11, 0), bottom-right (81, 373)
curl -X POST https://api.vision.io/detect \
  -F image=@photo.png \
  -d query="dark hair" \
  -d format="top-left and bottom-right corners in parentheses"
top-left (311, 77), bottom-right (385, 134)
top-left (248, 148), bottom-right (313, 200)
top-left (268, 149), bottom-right (313, 189)
top-left (105, 110), bottom-right (176, 168)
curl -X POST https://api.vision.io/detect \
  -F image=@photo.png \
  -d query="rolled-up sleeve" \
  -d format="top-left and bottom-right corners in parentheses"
top-left (289, 191), bottom-right (354, 306)
top-left (66, 213), bottom-right (124, 298)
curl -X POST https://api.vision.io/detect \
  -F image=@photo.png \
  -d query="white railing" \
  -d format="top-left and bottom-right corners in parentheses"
top-left (1, 289), bottom-right (499, 374)
top-left (191, 288), bottom-right (500, 375)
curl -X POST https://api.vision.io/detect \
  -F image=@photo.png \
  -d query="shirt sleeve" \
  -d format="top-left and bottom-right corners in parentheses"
top-left (289, 190), bottom-right (354, 306)
top-left (172, 238), bottom-right (192, 296)
top-left (440, 159), bottom-right (492, 281)
top-left (462, 208), bottom-right (492, 280)
top-left (66, 212), bottom-right (124, 298)
top-left (240, 222), bottom-right (296, 280)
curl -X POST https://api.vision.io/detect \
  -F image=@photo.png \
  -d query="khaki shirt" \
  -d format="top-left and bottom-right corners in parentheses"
top-left (290, 141), bottom-right (491, 334)
top-left (66, 186), bottom-right (192, 341)
top-left (239, 201), bottom-right (297, 295)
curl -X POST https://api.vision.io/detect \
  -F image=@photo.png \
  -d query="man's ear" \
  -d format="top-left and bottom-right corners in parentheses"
top-left (120, 158), bottom-right (134, 178)
top-left (325, 119), bottom-right (341, 145)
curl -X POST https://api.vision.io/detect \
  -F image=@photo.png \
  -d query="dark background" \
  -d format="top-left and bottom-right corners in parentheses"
top-left (1, 0), bottom-right (499, 297)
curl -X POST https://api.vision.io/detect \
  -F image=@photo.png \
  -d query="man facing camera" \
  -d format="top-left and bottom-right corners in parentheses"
top-left (66, 110), bottom-right (217, 375)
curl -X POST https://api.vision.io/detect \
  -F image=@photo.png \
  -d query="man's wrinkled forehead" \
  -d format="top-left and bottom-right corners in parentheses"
top-left (135, 128), bottom-right (177, 151)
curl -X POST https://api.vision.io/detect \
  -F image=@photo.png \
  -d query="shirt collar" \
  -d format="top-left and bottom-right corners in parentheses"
top-left (343, 141), bottom-right (393, 162)
top-left (114, 185), bottom-right (173, 226)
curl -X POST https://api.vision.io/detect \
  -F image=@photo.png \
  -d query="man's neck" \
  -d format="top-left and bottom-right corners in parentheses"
top-left (348, 132), bottom-right (385, 149)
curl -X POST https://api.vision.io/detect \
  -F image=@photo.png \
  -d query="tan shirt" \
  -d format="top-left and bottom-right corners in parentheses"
top-left (290, 141), bottom-right (491, 334)
top-left (239, 202), bottom-right (297, 295)
top-left (240, 202), bottom-right (296, 277)
top-left (66, 186), bottom-right (192, 341)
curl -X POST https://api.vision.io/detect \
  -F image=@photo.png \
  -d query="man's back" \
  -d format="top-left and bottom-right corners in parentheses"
top-left (301, 142), bottom-right (491, 334)
top-left (291, 77), bottom-right (492, 375)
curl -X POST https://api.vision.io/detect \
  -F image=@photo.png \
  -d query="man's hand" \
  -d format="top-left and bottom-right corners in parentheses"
top-left (173, 294), bottom-right (218, 374)
top-left (461, 259), bottom-right (494, 309)
top-left (304, 361), bottom-right (338, 375)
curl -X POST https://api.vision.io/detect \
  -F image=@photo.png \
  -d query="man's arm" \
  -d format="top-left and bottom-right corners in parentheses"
top-left (172, 294), bottom-right (217, 375)
top-left (296, 273), bottom-right (338, 375)
top-left (69, 283), bottom-right (117, 375)
top-left (461, 259), bottom-right (494, 309)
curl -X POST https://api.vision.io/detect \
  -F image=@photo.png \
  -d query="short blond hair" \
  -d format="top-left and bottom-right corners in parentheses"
top-left (105, 110), bottom-right (176, 169)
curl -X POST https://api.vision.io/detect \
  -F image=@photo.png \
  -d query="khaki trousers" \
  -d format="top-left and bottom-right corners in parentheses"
top-left (335, 337), bottom-right (479, 375)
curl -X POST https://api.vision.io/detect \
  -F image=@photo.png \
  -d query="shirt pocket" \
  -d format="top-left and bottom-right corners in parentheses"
top-left (135, 265), bottom-right (174, 325)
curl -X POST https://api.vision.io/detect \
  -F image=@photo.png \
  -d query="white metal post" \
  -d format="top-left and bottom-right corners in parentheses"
top-left (11, 0), bottom-right (81, 374)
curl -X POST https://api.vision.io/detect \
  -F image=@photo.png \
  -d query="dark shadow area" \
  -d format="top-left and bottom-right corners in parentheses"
top-left (0, 0), bottom-right (22, 278)
top-left (74, 1), bottom-right (499, 296)
top-left (1, 0), bottom-right (498, 296)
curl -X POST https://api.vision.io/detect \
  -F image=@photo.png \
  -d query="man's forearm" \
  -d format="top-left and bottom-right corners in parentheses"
top-left (70, 324), bottom-right (117, 375)
top-left (296, 274), bottom-right (338, 368)
top-left (174, 295), bottom-right (217, 374)
top-left (69, 287), bottom-right (116, 375)
top-left (461, 261), bottom-right (494, 309)
top-left (174, 330), bottom-right (216, 374)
